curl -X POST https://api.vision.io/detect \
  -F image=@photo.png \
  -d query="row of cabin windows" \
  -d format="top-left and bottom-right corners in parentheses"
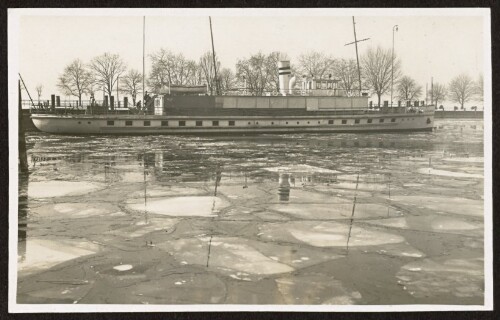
top-left (105, 118), bottom-right (398, 127)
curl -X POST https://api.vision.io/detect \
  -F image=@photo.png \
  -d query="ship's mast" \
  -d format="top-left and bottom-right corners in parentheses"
top-left (345, 17), bottom-right (369, 96)
top-left (142, 16), bottom-right (146, 110)
top-left (209, 16), bottom-right (220, 95)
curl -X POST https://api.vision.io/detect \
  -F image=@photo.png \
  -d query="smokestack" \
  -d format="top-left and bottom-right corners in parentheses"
top-left (289, 76), bottom-right (296, 93)
top-left (278, 61), bottom-right (291, 96)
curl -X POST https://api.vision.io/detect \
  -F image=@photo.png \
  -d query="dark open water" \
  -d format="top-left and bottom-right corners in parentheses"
top-left (17, 119), bottom-right (484, 305)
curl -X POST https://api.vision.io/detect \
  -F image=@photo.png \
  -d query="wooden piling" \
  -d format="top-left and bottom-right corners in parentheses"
top-left (50, 94), bottom-right (55, 112)
top-left (110, 96), bottom-right (114, 111)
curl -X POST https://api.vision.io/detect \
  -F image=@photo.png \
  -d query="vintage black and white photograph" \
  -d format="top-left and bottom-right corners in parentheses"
top-left (8, 8), bottom-right (492, 312)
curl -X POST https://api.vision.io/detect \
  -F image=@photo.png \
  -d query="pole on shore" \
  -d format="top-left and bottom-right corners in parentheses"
top-left (18, 80), bottom-right (29, 173)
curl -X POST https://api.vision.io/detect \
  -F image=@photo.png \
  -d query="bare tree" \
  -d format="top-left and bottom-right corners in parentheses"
top-left (148, 48), bottom-right (199, 91)
top-left (219, 68), bottom-right (236, 94)
top-left (448, 74), bottom-right (475, 109)
top-left (332, 59), bottom-right (359, 96)
top-left (361, 46), bottom-right (401, 107)
top-left (89, 53), bottom-right (126, 109)
top-left (297, 52), bottom-right (335, 79)
top-left (35, 84), bottom-right (43, 103)
top-left (430, 83), bottom-right (447, 107)
top-left (121, 69), bottom-right (142, 107)
top-left (57, 59), bottom-right (93, 107)
top-left (396, 75), bottom-right (422, 103)
top-left (235, 52), bottom-right (277, 96)
top-left (199, 51), bottom-right (221, 95)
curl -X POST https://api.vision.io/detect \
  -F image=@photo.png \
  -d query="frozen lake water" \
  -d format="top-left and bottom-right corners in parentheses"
top-left (17, 119), bottom-right (485, 305)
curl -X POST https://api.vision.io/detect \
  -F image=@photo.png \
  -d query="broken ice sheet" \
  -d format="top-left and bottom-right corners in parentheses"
top-left (275, 274), bottom-right (362, 305)
top-left (32, 202), bottom-right (119, 219)
top-left (18, 238), bottom-right (100, 275)
top-left (417, 168), bottom-right (483, 179)
top-left (363, 217), bottom-right (409, 229)
top-left (112, 273), bottom-right (227, 304)
top-left (107, 217), bottom-right (179, 238)
top-left (391, 196), bottom-right (483, 217)
top-left (397, 258), bottom-right (484, 299)
top-left (270, 202), bottom-right (400, 220)
top-left (259, 221), bottom-right (405, 248)
top-left (155, 236), bottom-right (294, 276)
top-left (128, 186), bottom-right (206, 198)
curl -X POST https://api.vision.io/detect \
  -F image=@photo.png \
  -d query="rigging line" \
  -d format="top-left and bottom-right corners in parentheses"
top-left (18, 73), bottom-right (36, 108)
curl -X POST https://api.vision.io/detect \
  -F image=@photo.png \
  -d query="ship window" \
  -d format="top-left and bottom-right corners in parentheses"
top-left (307, 121), bottom-right (310, 124)
top-left (78, 121), bottom-right (81, 124)
top-left (328, 120), bottom-right (334, 125)
top-left (391, 118), bottom-right (396, 122)
top-left (196, 121), bottom-right (203, 127)
top-left (379, 118), bottom-right (384, 123)
top-left (297, 121), bottom-right (300, 124)
top-left (341, 119), bottom-right (347, 124)
top-left (126, 120), bottom-right (133, 126)
top-left (229, 120), bottom-right (235, 126)
top-left (87, 121), bottom-right (91, 124)
top-left (144, 120), bottom-right (151, 126)
top-left (179, 121), bottom-right (186, 127)
top-left (286, 122), bottom-right (288, 124)
top-left (271, 122), bottom-right (274, 125)
top-left (354, 119), bottom-right (360, 124)
top-left (212, 120), bottom-right (219, 126)
top-left (161, 121), bottom-right (168, 127)
top-left (318, 121), bottom-right (321, 124)
top-left (367, 119), bottom-right (373, 123)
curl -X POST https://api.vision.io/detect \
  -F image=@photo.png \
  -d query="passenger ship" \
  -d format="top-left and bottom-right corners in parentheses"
top-left (31, 61), bottom-right (435, 135)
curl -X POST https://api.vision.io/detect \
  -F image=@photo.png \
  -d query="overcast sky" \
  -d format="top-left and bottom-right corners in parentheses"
top-left (12, 9), bottom-right (487, 105)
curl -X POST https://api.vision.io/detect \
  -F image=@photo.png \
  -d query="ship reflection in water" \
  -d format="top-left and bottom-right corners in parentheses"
top-left (17, 119), bottom-right (485, 305)
top-left (278, 173), bottom-right (291, 201)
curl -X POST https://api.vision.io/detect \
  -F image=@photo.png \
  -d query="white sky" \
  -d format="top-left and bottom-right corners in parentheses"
top-left (14, 9), bottom-right (487, 106)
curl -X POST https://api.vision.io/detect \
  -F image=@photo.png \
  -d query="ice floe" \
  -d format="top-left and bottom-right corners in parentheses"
top-left (260, 221), bottom-right (405, 248)
top-left (127, 196), bottom-right (228, 217)
top-left (391, 196), bottom-right (483, 217)
top-left (270, 202), bottom-right (399, 220)
top-left (113, 264), bottom-right (133, 271)
top-left (28, 181), bottom-right (104, 198)
top-left (397, 258), bottom-right (484, 299)
top-left (275, 274), bottom-right (362, 305)
top-left (18, 238), bottom-right (100, 274)
top-left (156, 237), bottom-right (294, 276)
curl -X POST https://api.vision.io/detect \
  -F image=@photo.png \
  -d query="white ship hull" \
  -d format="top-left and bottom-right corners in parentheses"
top-left (31, 112), bottom-right (434, 134)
